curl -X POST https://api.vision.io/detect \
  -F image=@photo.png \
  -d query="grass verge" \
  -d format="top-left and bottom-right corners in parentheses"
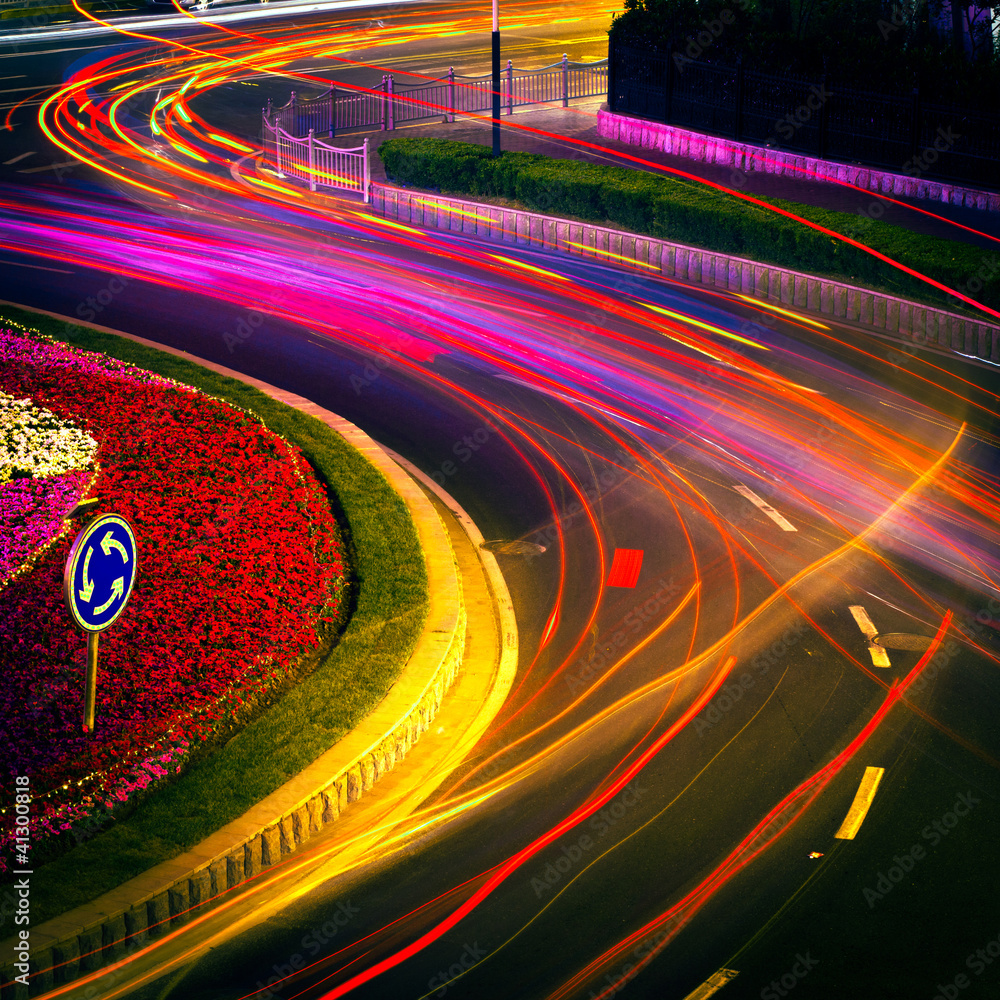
top-left (377, 137), bottom-right (999, 317)
top-left (0, 304), bottom-right (428, 924)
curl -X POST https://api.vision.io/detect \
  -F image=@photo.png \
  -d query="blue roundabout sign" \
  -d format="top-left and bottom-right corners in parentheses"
top-left (63, 513), bottom-right (138, 632)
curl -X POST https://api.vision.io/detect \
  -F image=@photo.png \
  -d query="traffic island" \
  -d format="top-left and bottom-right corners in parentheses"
top-left (0, 304), bottom-right (487, 999)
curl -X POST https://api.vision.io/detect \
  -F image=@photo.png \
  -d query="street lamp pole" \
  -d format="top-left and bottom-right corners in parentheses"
top-left (491, 0), bottom-right (501, 156)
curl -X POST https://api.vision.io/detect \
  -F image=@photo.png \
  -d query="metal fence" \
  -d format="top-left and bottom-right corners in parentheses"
top-left (265, 54), bottom-right (608, 139)
top-left (608, 36), bottom-right (1000, 190)
top-left (261, 116), bottom-right (370, 200)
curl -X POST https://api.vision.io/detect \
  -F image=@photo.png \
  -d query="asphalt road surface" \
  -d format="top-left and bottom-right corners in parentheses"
top-left (2, 4), bottom-right (1000, 998)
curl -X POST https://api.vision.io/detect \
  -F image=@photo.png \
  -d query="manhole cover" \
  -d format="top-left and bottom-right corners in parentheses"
top-left (873, 633), bottom-right (936, 651)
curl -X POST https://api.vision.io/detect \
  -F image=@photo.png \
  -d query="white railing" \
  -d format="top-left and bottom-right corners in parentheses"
top-left (264, 55), bottom-right (608, 139)
top-left (262, 116), bottom-right (370, 201)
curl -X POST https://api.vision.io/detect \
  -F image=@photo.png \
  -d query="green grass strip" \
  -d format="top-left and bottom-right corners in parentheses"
top-left (378, 138), bottom-right (999, 316)
top-left (0, 305), bottom-right (428, 924)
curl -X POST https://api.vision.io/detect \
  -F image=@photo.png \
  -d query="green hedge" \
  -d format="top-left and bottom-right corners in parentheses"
top-left (378, 138), bottom-right (999, 315)
top-left (0, 305), bottom-right (428, 924)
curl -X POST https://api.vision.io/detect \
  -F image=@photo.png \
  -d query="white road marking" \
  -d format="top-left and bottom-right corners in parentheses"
top-left (17, 160), bottom-right (78, 174)
top-left (682, 968), bottom-right (740, 999)
top-left (0, 47), bottom-right (105, 59)
top-left (849, 605), bottom-right (879, 639)
top-left (835, 766), bottom-right (885, 839)
top-left (0, 85), bottom-right (52, 95)
top-left (3, 150), bottom-right (33, 164)
top-left (0, 259), bottom-right (74, 273)
top-left (848, 605), bottom-right (891, 667)
top-left (734, 484), bottom-right (797, 531)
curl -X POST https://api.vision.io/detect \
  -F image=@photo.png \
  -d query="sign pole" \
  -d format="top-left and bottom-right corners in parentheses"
top-left (63, 512), bottom-right (138, 737)
top-left (491, 0), bottom-right (501, 156)
top-left (84, 631), bottom-right (99, 734)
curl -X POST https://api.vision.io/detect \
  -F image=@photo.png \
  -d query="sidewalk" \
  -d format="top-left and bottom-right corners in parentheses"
top-left (336, 98), bottom-right (1000, 251)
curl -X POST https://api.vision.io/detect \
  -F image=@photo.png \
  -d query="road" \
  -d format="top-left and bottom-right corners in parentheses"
top-left (2, 3), bottom-right (1000, 998)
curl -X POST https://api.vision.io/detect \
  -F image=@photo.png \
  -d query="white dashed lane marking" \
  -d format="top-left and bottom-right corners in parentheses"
top-left (848, 605), bottom-right (891, 668)
top-left (734, 484), bottom-right (797, 531)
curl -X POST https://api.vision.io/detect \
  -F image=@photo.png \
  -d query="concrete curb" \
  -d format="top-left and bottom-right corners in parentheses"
top-left (0, 320), bottom-right (466, 999)
top-left (596, 108), bottom-right (1000, 214)
top-left (383, 447), bottom-right (519, 737)
top-left (367, 184), bottom-right (1000, 365)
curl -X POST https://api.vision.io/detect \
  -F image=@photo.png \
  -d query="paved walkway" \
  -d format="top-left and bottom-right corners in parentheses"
top-left (339, 98), bottom-right (1000, 251)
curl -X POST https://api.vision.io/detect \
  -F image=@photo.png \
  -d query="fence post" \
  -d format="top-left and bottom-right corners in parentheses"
top-left (506, 59), bottom-right (513, 114)
top-left (330, 84), bottom-right (336, 137)
top-left (561, 52), bottom-right (569, 107)
top-left (608, 34), bottom-right (616, 112)
top-left (446, 66), bottom-right (455, 122)
top-left (381, 75), bottom-right (387, 131)
top-left (275, 125), bottom-right (284, 178)
top-left (289, 90), bottom-right (297, 134)
top-left (308, 128), bottom-right (316, 192)
top-left (387, 74), bottom-right (395, 130)
top-left (363, 137), bottom-right (370, 203)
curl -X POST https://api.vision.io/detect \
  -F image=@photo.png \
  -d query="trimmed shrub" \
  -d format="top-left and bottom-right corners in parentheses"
top-left (378, 137), bottom-right (1000, 314)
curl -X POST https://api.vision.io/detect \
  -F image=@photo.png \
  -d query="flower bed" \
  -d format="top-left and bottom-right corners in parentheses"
top-left (1, 391), bottom-right (99, 588)
top-left (0, 322), bottom-right (347, 865)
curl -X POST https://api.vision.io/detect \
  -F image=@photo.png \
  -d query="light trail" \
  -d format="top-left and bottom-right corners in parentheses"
top-left (5, 5), bottom-right (1000, 996)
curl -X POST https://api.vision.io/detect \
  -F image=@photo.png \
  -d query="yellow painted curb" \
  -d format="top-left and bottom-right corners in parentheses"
top-left (0, 310), bottom-right (478, 995)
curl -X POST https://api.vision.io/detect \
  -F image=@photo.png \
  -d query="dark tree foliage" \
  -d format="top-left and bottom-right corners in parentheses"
top-left (609, 0), bottom-right (1000, 108)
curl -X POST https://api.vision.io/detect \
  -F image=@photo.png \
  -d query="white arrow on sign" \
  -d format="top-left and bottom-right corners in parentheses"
top-left (79, 546), bottom-right (95, 603)
top-left (101, 532), bottom-right (129, 563)
top-left (94, 577), bottom-right (124, 616)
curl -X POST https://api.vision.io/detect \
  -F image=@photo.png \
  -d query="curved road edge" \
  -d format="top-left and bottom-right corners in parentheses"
top-left (0, 307), bottom-right (518, 999)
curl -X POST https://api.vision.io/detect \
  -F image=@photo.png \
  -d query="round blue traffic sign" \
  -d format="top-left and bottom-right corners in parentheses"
top-left (63, 514), bottom-right (138, 632)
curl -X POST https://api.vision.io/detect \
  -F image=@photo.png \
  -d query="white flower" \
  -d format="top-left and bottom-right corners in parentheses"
top-left (0, 392), bottom-right (98, 479)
